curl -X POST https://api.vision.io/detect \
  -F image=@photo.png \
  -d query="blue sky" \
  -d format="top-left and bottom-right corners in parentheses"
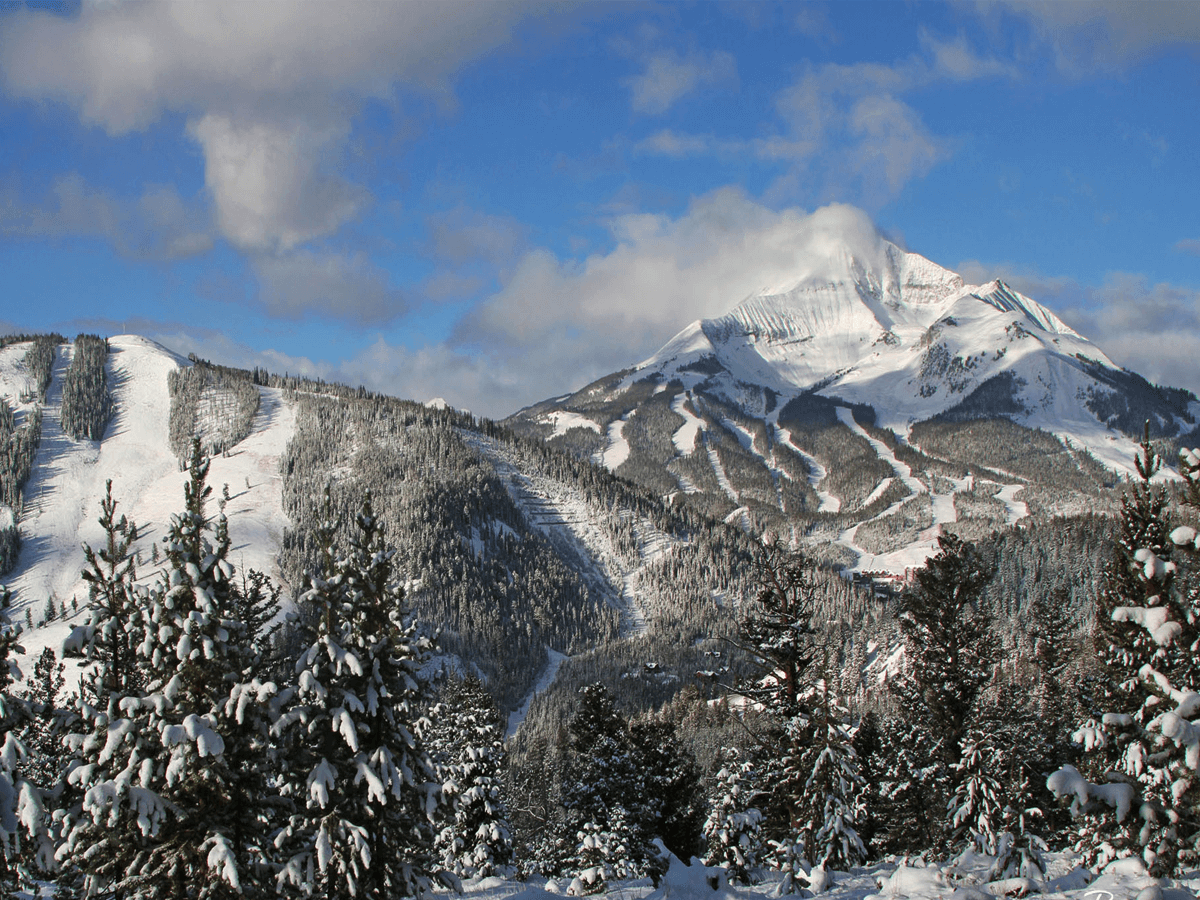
top-left (0, 1), bottom-right (1197, 418)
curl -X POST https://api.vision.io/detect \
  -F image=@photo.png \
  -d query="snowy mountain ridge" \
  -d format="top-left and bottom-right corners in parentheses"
top-left (507, 239), bottom-right (1197, 572)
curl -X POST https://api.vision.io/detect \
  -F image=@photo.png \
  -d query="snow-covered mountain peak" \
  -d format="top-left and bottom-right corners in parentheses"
top-left (969, 280), bottom-right (1080, 337)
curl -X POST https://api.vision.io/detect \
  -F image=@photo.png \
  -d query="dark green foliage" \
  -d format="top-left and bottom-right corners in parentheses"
top-left (0, 332), bottom-right (64, 352)
top-left (928, 371), bottom-right (1030, 422)
top-left (0, 402), bottom-right (41, 512)
top-left (777, 393), bottom-right (874, 430)
top-left (894, 534), bottom-right (997, 765)
top-left (167, 360), bottom-right (260, 459)
top-left (854, 494), bottom-right (933, 554)
top-left (77, 478), bottom-right (142, 696)
top-left (61, 334), bottom-right (112, 441)
top-left (22, 335), bottom-right (61, 403)
top-left (275, 493), bottom-right (443, 900)
top-left (910, 418), bottom-right (1118, 515)
top-left (1056, 430), bottom-right (1200, 876)
top-left (629, 717), bottom-right (705, 862)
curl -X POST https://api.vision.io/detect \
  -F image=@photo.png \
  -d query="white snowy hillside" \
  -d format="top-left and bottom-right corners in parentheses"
top-left (0, 335), bottom-right (294, 677)
top-left (507, 238), bottom-right (1197, 574)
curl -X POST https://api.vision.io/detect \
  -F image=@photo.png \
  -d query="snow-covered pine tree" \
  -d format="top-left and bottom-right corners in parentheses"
top-left (947, 734), bottom-right (1004, 858)
top-left (1049, 428), bottom-right (1200, 875)
top-left (560, 683), bottom-right (658, 891)
top-left (728, 540), bottom-right (818, 879)
top-left (969, 687), bottom-right (1051, 881)
top-left (59, 439), bottom-right (276, 898)
top-left (629, 718), bottom-right (704, 863)
top-left (891, 533), bottom-right (997, 855)
top-left (703, 748), bottom-right (763, 884)
top-left (273, 492), bottom-right (442, 900)
top-left (861, 714), bottom-right (941, 858)
top-left (428, 674), bottom-right (514, 879)
top-left (791, 677), bottom-right (865, 878)
top-left (0, 620), bottom-right (55, 892)
top-left (77, 478), bottom-right (143, 697)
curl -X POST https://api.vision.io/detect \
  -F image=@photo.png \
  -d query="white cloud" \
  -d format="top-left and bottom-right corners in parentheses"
top-left (425, 206), bottom-right (528, 269)
top-left (0, 173), bottom-right (212, 260)
top-left (624, 47), bottom-right (737, 115)
top-left (449, 190), bottom-right (891, 415)
top-left (188, 114), bottom-right (367, 254)
top-left (253, 251), bottom-right (408, 325)
top-left (634, 33), bottom-right (1015, 205)
top-left (0, 1), bottom-right (536, 254)
top-left (980, 1), bottom-right (1200, 73)
top-left (1174, 238), bottom-right (1200, 257)
top-left (634, 129), bottom-right (718, 158)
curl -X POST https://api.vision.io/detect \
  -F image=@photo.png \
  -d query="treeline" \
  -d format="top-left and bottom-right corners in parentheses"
top-left (60, 334), bottom-right (111, 441)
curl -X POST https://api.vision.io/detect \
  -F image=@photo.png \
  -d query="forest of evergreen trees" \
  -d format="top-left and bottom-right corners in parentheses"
top-left (0, 334), bottom-right (1198, 896)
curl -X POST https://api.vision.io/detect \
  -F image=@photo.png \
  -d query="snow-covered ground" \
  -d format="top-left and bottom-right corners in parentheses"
top-left (438, 851), bottom-right (1199, 900)
top-left (671, 393), bottom-right (705, 456)
top-left (599, 414), bottom-right (634, 470)
top-left (1, 336), bottom-right (295, 682)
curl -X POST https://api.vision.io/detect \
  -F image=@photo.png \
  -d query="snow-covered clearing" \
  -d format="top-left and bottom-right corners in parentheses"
top-left (541, 410), bottom-right (602, 438)
top-left (2, 336), bottom-right (295, 683)
top-left (671, 393), bottom-right (705, 455)
top-left (442, 851), bottom-right (1199, 900)
top-left (506, 647), bottom-right (567, 739)
top-left (831, 409), bottom-right (1032, 576)
top-left (598, 414), bottom-right (634, 470)
top-left (996, 483), bottom-right (1028, 525)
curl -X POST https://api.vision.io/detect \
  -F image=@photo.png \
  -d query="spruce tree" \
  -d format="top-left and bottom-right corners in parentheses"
top-left (891, 533), bottom-right (997, 855)
top-left (428, 675), bottom-right (514, 879)
top-left (790, 677), bottom-right (865, 876)
top-left (78, 479), bottom-right (142, 697)
top-left (59, 439), bottom-right (276, 898)
top-left (273, 492), bottom-right (443, 899)
top-left (560, 683), bottom-right (651, 892)
top-left (702, 748), bottom-right (763, 883)
top-left (1050, 429), bottom-right (1200, 875)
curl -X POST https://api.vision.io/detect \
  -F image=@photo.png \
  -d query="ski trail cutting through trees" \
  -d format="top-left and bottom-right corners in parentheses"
top-left (459, 430), bottom-right (651, 639)
top-left (835, 407), bottom-right (925, 496)
top-left (506, 647), bottom-right (567, 739)
top-left (771, 419), bottom-right (840, 513)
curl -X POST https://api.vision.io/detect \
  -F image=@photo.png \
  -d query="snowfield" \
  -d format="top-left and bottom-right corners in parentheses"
top-left (0, 336), bottom-right (295, 683)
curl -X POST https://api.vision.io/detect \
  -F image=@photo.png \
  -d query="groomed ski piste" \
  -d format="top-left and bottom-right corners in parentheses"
top-left (0, 336), bottom-right (296, 684)
top-left (831, 406), bottom-right (1026, 575)
top-left (439, 848), bottom-right (1197, 900)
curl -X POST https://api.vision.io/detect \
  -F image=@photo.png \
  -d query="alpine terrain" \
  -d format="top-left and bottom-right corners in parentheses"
top-left (508, 240), bottom-right (1197, 572)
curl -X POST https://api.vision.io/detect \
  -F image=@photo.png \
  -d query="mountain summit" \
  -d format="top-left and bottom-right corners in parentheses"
top-left (507, 240), bottom-right (1198, 570)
